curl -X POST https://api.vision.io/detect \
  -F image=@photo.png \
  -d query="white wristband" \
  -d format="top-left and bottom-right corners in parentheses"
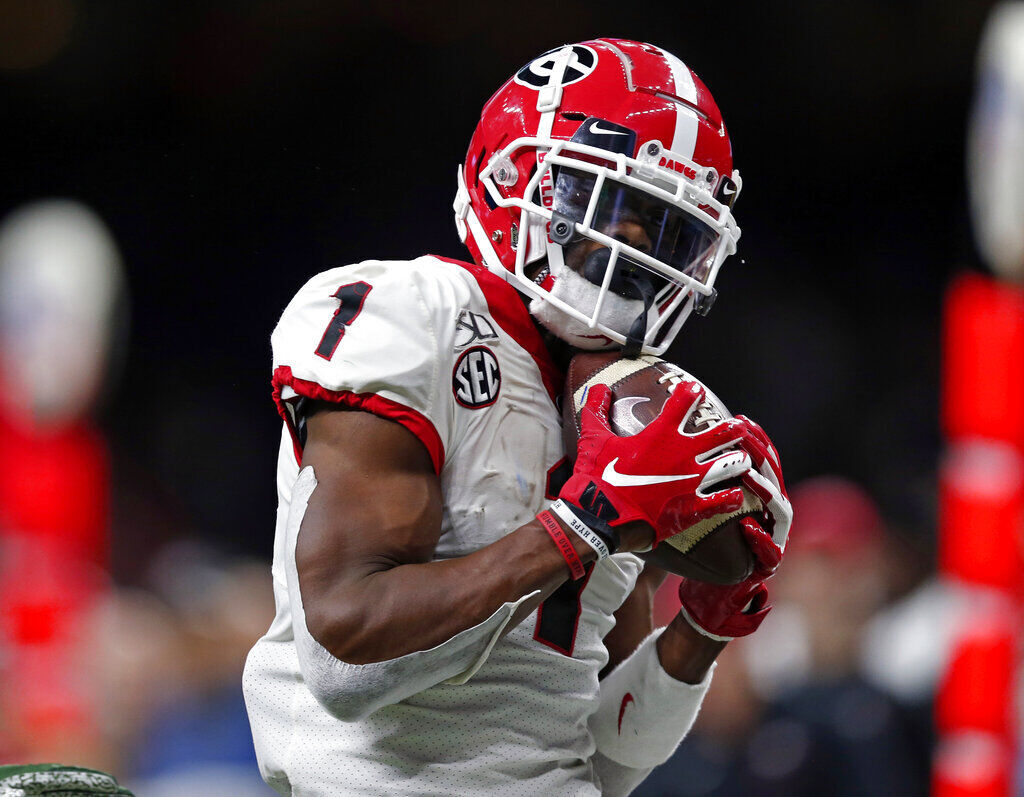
top-left (590, 629), bottom-right (715, 768)
top-left (550, 499), bottom-right (610, 560)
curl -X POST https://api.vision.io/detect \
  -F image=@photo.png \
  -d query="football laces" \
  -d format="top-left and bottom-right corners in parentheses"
top-left (655, 369), bottom-right (685, 394)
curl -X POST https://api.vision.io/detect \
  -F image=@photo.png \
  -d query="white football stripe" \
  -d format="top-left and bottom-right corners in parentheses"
top-left (655, 46), bottom-right (699, 159)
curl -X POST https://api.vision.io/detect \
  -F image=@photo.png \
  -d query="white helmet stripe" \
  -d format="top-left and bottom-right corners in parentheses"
top-left (655, 47), bottom-right (699, 159)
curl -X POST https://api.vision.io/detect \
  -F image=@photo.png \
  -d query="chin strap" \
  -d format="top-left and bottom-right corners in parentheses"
top-left (622, 272), bottom-right (657, 359)
top-left (576, 247), bottom-right (658, 359)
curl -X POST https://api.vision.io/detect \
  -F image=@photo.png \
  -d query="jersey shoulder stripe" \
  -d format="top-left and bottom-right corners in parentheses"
top-left (429, 255), bottom-right (562, 405)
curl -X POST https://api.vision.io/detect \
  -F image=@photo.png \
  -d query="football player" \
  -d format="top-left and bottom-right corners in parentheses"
top-left (244, 39), bottom-right (791, 796)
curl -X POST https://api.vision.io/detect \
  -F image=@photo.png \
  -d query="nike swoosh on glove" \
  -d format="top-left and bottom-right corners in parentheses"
top-left (559, 381), bottom-right (764, 546)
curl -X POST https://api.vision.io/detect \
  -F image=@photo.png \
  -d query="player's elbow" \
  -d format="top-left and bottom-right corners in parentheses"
top-left (304, 598), bottom-right (379, 666)
top-left (296, 617), bottom-right (391, 722)
top-left (303, 669), bottom-right (380, 723)
top-left (297, 602), bottom-right (397, 722)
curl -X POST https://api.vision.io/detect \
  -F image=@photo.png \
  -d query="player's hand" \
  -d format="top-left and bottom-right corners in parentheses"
top-left (677, 574), bottom-right (771, 641)
top-left (732, 414), bottom-right (792, 575)
top-left (559, 382), bottom-right (762, 548)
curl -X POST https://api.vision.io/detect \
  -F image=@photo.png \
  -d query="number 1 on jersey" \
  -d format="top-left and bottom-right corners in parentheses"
top-left (315, 281), bottom-right (372, 361)
top-left (534, 564), bottom-right (594, 656)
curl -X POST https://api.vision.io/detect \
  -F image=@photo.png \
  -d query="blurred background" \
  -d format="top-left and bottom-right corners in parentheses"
top-left (1, 0), bottom-right (1022, 794)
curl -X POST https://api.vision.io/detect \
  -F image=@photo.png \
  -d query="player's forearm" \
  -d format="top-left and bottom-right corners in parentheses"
top-left (655, 614), bottom-right (726, 684)
top-left (603, 564), bottom-right (724, 684)
top-left (286, 466), bottom-right (597, 721)
top-left (306, 517), bottom-right (595, 665)
top-left (590, 628), bottom-right (716, 771)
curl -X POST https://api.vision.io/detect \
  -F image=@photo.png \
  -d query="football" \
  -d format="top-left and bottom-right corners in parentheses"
top-left (562, 352), bottom-right (761, 585)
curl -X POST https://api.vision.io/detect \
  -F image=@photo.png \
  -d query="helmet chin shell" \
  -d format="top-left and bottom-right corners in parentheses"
top-left (455, 39), bottom-right (741, 355)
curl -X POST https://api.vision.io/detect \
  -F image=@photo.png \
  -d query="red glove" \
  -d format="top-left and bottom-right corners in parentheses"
top-left (677, 415), bottom-right (789, 641)
top-left (559, 382), bottom-right (762, 548)
top-left (677, 574), bottom-right (771, 641)
top-left (733, 414), bottom-right (792, 576)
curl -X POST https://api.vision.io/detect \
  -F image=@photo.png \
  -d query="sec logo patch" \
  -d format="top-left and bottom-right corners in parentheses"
top-left (453, 346), bottom-right (501, 408)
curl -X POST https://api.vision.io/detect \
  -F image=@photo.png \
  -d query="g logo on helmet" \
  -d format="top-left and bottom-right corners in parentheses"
top-left (514, 45), bottom-right (597, 90)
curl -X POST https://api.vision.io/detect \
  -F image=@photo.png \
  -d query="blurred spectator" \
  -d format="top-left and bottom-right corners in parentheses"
top-left (638, 643), bottom-right (839, 796)
top-left (0, 199), bottom-right (126, 431)
top-left (129, 546), bottom-right (273, 789)
top-left (751, 476), bottom-right (890, 690)
top-left (0, 200), bottom-right (125, 765)
top-left (639, 476), bottom-right (930, 796)
top-left (102, 544), bottom-right (275, 795)
top-left (0, 200), bottom-right (276, 790)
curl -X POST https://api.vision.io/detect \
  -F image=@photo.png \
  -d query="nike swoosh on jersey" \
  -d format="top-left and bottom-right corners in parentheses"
top-left (602, 458), bottom-right (696, 487)
top-left (618, 692), bottom-right (635, 733)
top-left (590, 121), bottom-right (628, 136)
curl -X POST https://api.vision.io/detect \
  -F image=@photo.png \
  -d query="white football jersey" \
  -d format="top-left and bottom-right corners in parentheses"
top-left (243, 255), bottom-right (643, 796)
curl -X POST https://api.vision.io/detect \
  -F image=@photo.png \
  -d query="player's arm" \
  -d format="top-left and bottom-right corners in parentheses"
top-left (298, 402), bottom-right (607, 662)
top-left (588, 581), bottom-right (767, 797)
top-left (587, 414), bottom-right (792, 795)
top-left (603, 566), bottom-right (727, 682)
top-left (289, 402), bottom-right (652, 721)
top-left (293, 372), bottom-right (755, 678)
top-left (588, 604), bottom-right (729, 797)
top-left (588, 562), bottom-right (725, 796)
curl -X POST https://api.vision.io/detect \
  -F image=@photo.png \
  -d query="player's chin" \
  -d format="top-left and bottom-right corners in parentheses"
top-left (565, 330), bottom-right (618, 351)
top-left (530, 300), bottom-right (635, 351)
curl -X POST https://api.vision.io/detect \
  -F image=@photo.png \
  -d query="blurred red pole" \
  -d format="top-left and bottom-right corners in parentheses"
top-left (939, 441), bottom-right (1024, 592)
top-left (0, 410), bottom-right (109, 756)
top-left (942, 274), bottom-right (1024, 447)
top-left (936, 274), bottom-right (1024, 796)
top-left (935, 599), bottom-right (1017, 738)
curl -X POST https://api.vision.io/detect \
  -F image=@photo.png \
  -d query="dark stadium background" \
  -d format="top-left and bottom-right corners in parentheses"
top-left (2, 0), bottom-right (984, 569)
top-left (0, 2), bottom-right (1007, 791)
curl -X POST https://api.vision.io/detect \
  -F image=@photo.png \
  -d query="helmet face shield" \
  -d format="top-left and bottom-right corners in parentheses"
top-left (469, 132), bottom-right (741, 353)
top-left (536, 138), bottom-right (739, 351)
top-left (553, 166), bottom-right (720, 291)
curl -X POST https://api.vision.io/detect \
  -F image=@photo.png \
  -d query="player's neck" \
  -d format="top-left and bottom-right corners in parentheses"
top-left (513, 285), bottom-right (576, 372)
top-left (539, 324), bottom-right (576, 372)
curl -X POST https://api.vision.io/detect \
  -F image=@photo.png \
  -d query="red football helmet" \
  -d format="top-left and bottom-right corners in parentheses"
top-left (454, 39), bottom-right (742, 355)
